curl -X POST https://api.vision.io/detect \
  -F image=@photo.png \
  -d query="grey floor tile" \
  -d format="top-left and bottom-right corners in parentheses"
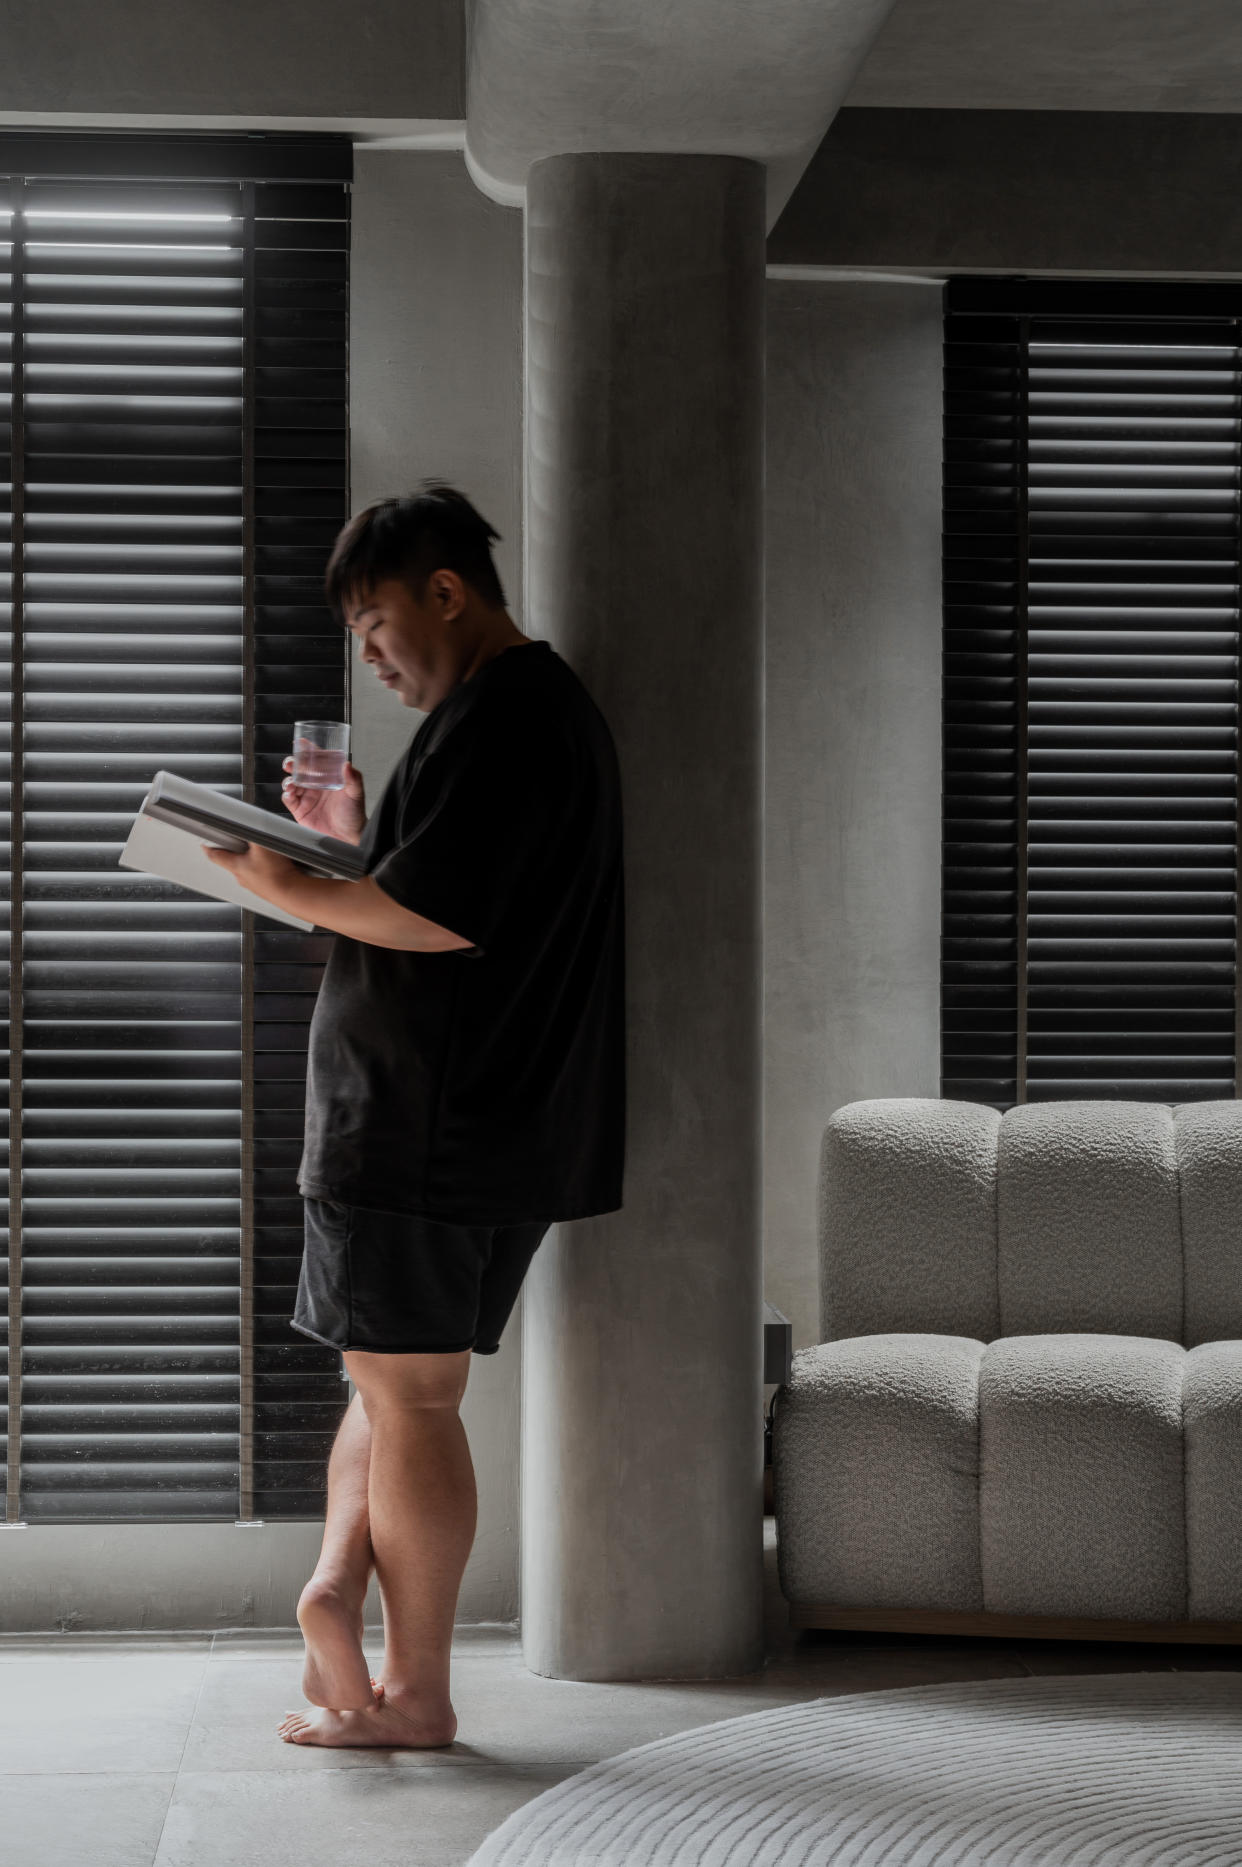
top-left (204, 1634), bottom-right (387, 1667)
top-left (0, 1771), bottom-right (175, 1867)
top-left (151, 1763), bottom-right (575, 1867)
top-left (0, 1654), bottom-right (209, 1775)
top-left (448, 1642), bottom-right (1043, 1766)
top-left (1010, 1639), bottom-right (1214, 1675)
top-left (184, 1657), bottom-right (469, 1772)
top-left (443, 1660), bottom-right (813, 1766)
top-left (187, 1620), bottom-right (1029, 1776)
top-left (14, 1523), bottom-right (1226, 1867)
top-left (205, 1632), bottom-right (304, 1658)
top-left (757, 1638), bottom-right (1030, 1692)
top-left (184, 1650), bottom-right (783, 1773)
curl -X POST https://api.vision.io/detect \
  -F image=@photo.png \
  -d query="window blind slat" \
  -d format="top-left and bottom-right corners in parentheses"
top-left (3, 140), bottom-right (350, 1524)
top-left (944, 279), bottom-right (1241, 1108)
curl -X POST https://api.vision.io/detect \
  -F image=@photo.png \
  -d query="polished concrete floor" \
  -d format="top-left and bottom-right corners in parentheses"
top-left (4, 1520), bottom-right (1241, 1867)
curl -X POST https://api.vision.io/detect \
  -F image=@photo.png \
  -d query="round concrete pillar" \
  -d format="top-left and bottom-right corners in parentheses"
top-left (520, 154), bottom-right (766, 1681)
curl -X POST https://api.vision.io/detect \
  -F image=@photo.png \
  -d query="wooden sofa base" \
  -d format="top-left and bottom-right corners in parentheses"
top-left (789, 1604), bottom-right (1242, 1644)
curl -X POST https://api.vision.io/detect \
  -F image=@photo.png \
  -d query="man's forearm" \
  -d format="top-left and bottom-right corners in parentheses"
top-left (205, 842), bottom-right (473, 953)
top-left (273, 871), bottom-right (472, 952)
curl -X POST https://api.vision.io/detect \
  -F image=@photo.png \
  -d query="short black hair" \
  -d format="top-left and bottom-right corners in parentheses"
top-left (324, 482), bottom-right (507, 621)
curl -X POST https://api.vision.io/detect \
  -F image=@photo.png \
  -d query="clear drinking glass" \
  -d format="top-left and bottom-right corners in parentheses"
top-left (291, 719), bottom-right (350, 791)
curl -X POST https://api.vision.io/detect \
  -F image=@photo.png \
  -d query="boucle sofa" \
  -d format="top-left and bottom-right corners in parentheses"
top-left (772, 1097), bottom-right (1242, 1642)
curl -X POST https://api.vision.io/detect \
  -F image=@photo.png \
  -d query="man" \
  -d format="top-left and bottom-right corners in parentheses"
top-left (204, 483), bottom-right (625, 1749)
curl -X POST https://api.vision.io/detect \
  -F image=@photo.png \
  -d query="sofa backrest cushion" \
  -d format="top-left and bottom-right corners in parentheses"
top-left (1177, 1101), bottom-right (1242, 1346)
top-left (820, 1097), bottom-right (1242, 1345)
top-left (997, 1102), bottom-right (1180, 1338)
top-left (820, 1099), bottom-right (1001, 1341)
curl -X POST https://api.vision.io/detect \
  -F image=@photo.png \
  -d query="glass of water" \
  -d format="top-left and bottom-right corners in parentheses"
top-left (291, 719), bottom-right (350, 791)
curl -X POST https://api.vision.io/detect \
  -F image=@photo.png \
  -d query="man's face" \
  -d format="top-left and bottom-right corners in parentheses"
top-left (343, 574), bottom-right (461, 711)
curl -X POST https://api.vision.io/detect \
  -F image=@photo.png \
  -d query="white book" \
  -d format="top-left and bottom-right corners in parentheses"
top-left (119, 769), bottom-right (366, 932)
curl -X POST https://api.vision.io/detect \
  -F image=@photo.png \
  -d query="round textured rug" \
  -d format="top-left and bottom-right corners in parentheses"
top-left (467, 1673), bottom-right (1242, 1866)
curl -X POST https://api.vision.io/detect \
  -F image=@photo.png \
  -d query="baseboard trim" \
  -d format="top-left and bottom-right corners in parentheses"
top-left (788, 1604), bottom-right (1242, 1644)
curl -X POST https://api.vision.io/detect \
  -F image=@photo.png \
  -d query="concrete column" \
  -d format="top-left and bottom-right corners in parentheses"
top-left (520, 154), bottom-right (765, 1681)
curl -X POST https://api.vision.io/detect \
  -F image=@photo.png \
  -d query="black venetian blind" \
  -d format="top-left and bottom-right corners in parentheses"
top-left (943, 278), bottom-right (1241, 1110)
top-left (1, 132), bottom-right (351, 1524)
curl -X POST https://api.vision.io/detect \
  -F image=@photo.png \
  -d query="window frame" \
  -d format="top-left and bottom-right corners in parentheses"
top-left (2, 131), bottom-right (353, 1526)
top-left (942, 276), bottom-right (1242, 1111)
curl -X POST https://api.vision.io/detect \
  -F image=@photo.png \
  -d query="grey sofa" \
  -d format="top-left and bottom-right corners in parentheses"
top-left (771, 1097), bottom-right (1242, 1641)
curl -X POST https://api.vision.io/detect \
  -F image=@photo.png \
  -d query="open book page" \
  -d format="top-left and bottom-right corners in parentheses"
top-left (118, 812), bottom-right (318, 929)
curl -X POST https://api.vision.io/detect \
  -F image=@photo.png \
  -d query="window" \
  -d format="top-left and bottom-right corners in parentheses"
top-left (2, 132), bottom-right (351, 1523)
top-left (943, 279), bottom-right (1240, 1109)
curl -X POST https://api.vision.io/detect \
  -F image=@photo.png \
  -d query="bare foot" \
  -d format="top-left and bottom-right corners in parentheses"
top-left (277, 1690), bottom-right (457, 1750)
top-left (295, 1579), bottom-right (374, 1711)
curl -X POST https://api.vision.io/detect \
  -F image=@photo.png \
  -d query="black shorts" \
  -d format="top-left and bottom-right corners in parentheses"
top-left (291, 1196), bottom-right (552, 1356)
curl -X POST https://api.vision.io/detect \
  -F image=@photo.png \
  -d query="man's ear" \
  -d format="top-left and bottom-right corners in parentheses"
top-left (431, 569), bottom-right (468, 620)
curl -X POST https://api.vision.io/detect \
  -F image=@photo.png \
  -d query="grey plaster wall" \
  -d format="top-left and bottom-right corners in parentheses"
top-left (1, 149), bottom-right (526, 1632)
top-left (0, 0), bottom-right (462, 119)
top-left (0, 1521), bottom-right (362, 1635)
top-left (771, 108), bottom-right (1242, 275)
top-left (348, 148), bottom-right (525, 790)
top-left (348, 149), bottom-right (526, 1623)
top-left (762, 278), bottom-right (943, 1349)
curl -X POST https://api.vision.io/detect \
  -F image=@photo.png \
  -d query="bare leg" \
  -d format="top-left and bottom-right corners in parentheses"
top-left (294, 1387), bottom-right (379, 1710)
top-left (365, 1352), bottom-right (476, 1716)
top-left (278, 1348), bottom-right (473, 1750)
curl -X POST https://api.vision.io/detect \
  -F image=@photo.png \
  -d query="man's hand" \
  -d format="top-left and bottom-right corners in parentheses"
top-left (281, 754), bottom-right (367, 845)
top-left (202, 840), bottom-right (303, 901)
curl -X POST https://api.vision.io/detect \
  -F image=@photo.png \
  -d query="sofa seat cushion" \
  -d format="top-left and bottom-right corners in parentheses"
top-left (775, 1333), bottom-right (1242, 1621)
top-left (1185, 1341), bottom-right (1242, 1619)
top-left (773, 1334), bottom-right (986, 1611)
top-left (979, 1335), bottom-right (1185, 1619)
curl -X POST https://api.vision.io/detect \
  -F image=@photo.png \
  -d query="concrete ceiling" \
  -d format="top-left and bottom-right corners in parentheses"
top-left (842, 0), bottom-right (1242, 112)
top-left (464, 0), bottom-right (898, 220)
top-left (464, 0), bottom-right (1242, 226)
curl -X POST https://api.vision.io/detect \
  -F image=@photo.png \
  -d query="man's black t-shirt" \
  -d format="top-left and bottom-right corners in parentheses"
top-left (296, 639), bottom-right (626, 1225)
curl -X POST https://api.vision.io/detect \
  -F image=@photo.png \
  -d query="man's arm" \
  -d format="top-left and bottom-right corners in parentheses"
top-left (201, 842), bottom-right (475, 952)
